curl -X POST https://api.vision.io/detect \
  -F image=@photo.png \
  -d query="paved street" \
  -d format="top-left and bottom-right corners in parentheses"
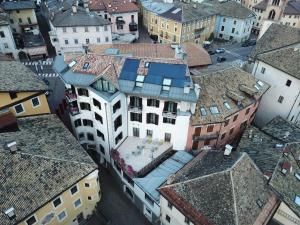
top-left (87, 166), bottom-right (152, 225)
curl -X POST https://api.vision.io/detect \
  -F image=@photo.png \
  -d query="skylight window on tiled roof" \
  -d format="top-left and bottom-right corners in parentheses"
top-left (210, 106), bottom-right (219, 115)
top-left (144, 62), bottom-right (149, 68)
top-left (136, 75), bottom-right (145, 87)
top-left (83, 62), bottom-right (89, 70)
top-left (295, 172), bottom-right (300, 181)
top-left (68, 60), bottom-right (76, 68)
top-left (295, 195), bottom-right (300, 207)
top-left (172, 8), bottom-right (181, 14)
top-left (200, 107), bottom-right (207, 116)
top-left (257, 80), bottom-right (264, 87)
top-left (162, 78), bottom-right (172, 91)
top-left (224, 102), bottom-right (231, 110)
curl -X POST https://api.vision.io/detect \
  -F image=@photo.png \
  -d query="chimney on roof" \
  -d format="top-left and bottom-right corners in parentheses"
top-left (7, 141), bottom-right (17, 154)
top-left (224, 144), bottom-right (233, 156)
top-left (83, 0), bottom-right (89, 12)
top-left (283, 131), bottom-right (290, 139)
top-left (72, 4), bottom-right (77, 13)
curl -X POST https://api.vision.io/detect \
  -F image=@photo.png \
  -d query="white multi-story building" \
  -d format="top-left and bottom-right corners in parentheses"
top-left (49, 4), bottom-right (112, 54)
top-left (214, 1), bottom-right (256, 42)
top-left (0, 13), bottom-right (18, 59)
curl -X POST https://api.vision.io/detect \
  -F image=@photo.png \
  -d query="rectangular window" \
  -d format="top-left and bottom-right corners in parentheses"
top-left (18, 18), bottom-right (22, 23)
top-left (57, 211), bottom-right (67, 221)
top-left (86, 38), bottom-right (90, 44)
top-left (85, 27), bottom-right (89, 32)
top-left (231, 28), bottom-right (235, 33)
top-left (133, 127), bottom-right (139, 137)
top-left (74, 119), bottom-right (82, 127)
top-left (146, 113), bottom-right (159, 125)
top-left (99, 144), bottom-right (105, 154)
top-left (74, 39), bottom-right (78, 44)
top-left (77, 88), bottom-right (89, 96)
top-left (245, 108), bottom-right (250, 115)
top-left (147, 129), bottom-right (153, 138)
top-left (87, 133), bottom-right (94, 141)
top-left (105, 37), bottom-right (109, 42)
top-left (14, 104), bottom-right (24, 114)
top-left (163, 117), bottom-right (175, 124)
top-left (261, 67), bottom-right (265, 74)
top-left (26, 215), bottom-right (37, 225)
top-left (74, 198), bottom-right (82, 208)
top-left (0, 31), bottom-right (5, 38)
top-left (224, 119), bottom-right (229, 127)
top-left (165, 133), bottom-right (171, 142)
top-left (129, 96), bottom-right (142, 108)
top-left (70, 185), bottom-right (78, 195)
top-left (53, 197), bottom-right (62, 208)
top-left (113, 101), bottom-right (121, 113)
top-left (114, 115), bottom-right (122, 131)
top-left (31, 97), bottom-right (40, 107)
top-left (221, 133), bottom-right (226, 140)
top-left (145, 193), bottom-right (154, 205)
top-left (221, 26), bottom-right (224, 31)
top-left (278, 96), bottom-right (284, 103)
top-left (9, 92), bottom-right (17, 99)
top-left (207, 125), bottom-right (214, 132)
top-left (115, 132), bottom-right (123, 145)
top-left (97, 37), bottom-right (101, 43)
top-left (163, 101), bottom-right (177, 113)
top-left (147, 99), bottom-right (159, 108)
top-left (64, 39), bottom-right (69, 45)
top-left (97, 130), bottom-right (105, 140)
top-left (83, 119), bottom-right (93, 127)
top-left (80, 102), bottom-right (91, 111)
top-left (167, 201), bottom-right (173, 209)
top-left (93, 98), bottom-right (101, 109)
top-left (95, 112), bottom-right (103, 124)
top-left (130, 112), bottom-right (142, 122)
top-left (286, 79), bottom-right (292, 87)
top-left (27, 17), bottom-right (32, 24)
top-left (229, 127), bottom-right (234, 134)
top-left (192, 141), bottom-right (198, 150)
top-left (166, 215), bottom-right (171, 223)
top-left (63, 27), bottom-right (67, 33)
top-left (104, 25), bottom-right (108, 31)
top-left (233, 114), bottom-right (238, 122)
top-left (72, 27), bottom-right (76, 32)
top-left (204, 140), bottom-right (210, 146)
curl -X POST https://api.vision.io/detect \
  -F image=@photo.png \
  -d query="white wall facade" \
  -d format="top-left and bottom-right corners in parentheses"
top-left (215, 15), bottom-right (255, 42)
top-left (160, 196), bottom-right (195, 225)
top-left (49, 23), bottom-right (112, 54)
top-left (252, 60), bottom-right (300, 127)
top-left (69, 85), bottom-right (127, 164)
top-left (127, 96), bottom-right (192, 150)
top-left (0, 24), bottom-right (18, 58)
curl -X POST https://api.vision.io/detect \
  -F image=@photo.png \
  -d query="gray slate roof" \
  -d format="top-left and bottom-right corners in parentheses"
top-left (269, 142), bottom-right (300, 218)
top-left (284, 0), bottom-right (300, 15)
top-left (159, 151), bottom-right (273, 225)
top-left (237, 126), bottom-right (285, 176)
top-left (51, 6), bottom-right (111, 27)
top-left (262, 116), bottom-right (300, 143)
top-left (0, 114), bottom-right (96, 225)
top-left (249, 23), bottom-right (300, 59)
top-left (0, 61), bottom-right (48, 92)
top-left (1, 1), bottom-right (36, 11)
top-left (257, 46), bottom-right (300, 80)
top-left (217, 1), bottom-right (255, 19)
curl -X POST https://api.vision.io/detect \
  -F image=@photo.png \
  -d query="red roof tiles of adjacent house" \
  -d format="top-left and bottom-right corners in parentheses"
top-left (89, 0), bottom-right (139, 13)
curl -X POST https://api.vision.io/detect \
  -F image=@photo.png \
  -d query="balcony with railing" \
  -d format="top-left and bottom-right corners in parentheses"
top-left (129, 22), bottom-right (138, 32)
top-left (128, 104), bottom-right (143, 113)
top-left (68, 105), bottom-right (80, 116)
top-left (65, 91), bottom-right (77, 102)
top-left (193, 132), bottom-right (219, 141)
top-left (162, 110), bottom-right (177, 119)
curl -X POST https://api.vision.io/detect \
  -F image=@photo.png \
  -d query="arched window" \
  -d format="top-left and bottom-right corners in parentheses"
top-left (268, 10), bottom-right (276, 19)
top-left (272, 0), bottom-right (280, 5)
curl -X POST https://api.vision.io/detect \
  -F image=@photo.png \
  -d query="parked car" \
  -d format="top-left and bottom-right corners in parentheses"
top-left (208, 50), bottom-right (215, 55)
top-left (249, 40), bottom-right (256, 46)
top-left (215, 48), bottom-right (225, 53)
top-left (242, 39), bottom-right (256, 47)
top-left (217, 56), bottom-right (226, 62)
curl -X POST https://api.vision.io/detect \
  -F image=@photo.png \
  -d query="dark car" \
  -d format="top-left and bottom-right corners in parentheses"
top-left (249, 40), bottom-right (256, 46)
top-left (242, 41), bottom-right (250, 47)
top-left (208, 50), bottom-right (215, 55)
top-left (217, 57), bottom-right (226, 62)
top-left (242, 39), bottom-right (256, 47)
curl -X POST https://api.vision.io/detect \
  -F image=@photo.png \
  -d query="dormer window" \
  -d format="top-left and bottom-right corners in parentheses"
top-left (295, 172), bottom-right (300, 181)
top-left (136, 75), bottom-right (145, 87)
top-left (200, 107), bottom-right (206, 116)
top-left (210, 106), bottom-right (219, 115)
top-left (163, 78), bottom-right (171, 91)
top-left (83, 62), bottom-right (89, 70)
top-left (144, 62), bottom-right (149, 68)
top-left (68, 60), bottom-right (76, 68)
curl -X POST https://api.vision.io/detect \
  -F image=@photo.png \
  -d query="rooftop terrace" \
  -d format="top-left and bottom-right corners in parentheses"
top-left (111, 136), bottom-right (173, 177)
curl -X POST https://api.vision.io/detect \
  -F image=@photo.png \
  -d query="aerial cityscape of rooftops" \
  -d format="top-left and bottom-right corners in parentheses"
top-left (0, 0), bottom-right (300, 223)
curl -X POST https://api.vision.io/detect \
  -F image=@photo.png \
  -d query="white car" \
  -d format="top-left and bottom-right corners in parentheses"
top-left (215, 48), bottom-right (225, 53)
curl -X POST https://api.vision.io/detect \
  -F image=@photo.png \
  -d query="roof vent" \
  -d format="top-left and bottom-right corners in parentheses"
top-left (275, 143), bottom-right (284, 148)
top-left (224, 144), bottom-right (233, 156)
top-left (283, 131), bottom-right (290, 139)
top-left (166, 174), bottom-right (175, 185)
top-left (4, 207), bottom-right (15, 219)
top-left (7, 141), bottom-right (17, 154)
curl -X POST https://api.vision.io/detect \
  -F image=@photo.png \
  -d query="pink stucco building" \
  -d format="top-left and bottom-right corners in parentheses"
top-left (186, 67), bottom-right (269, 150)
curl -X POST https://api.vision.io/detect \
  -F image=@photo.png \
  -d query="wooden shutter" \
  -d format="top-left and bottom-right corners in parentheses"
top-left (146, 114), bottom-right (150, 123)
top-left (130, 96), bottom-right (134, 106)
top-left (139, 114), bottom-right (142, 122)
top-left (173, 102), bottom-right (177, 113)
top-left (130, 112), bottom-right (134, 121)
top-left (155, 114), bottom-right (159, 125)
top-left (163, 102), bottom-right (168, 112)
top-left (195, 127), bottom-right (201, 136)
top-left (156, 100), bottom-right (160, 108)
top-left (147, 99), bottom-right (151, 106)
top-left (139, 97), bottom-right (142, 107)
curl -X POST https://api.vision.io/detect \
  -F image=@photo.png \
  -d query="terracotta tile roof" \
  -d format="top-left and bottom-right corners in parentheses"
top-left (191, 67), bottom-right (269, 125)
top-left (89, 43), bottom-right (212, 67)
top-left (89, 0), bottom-right (139, 13)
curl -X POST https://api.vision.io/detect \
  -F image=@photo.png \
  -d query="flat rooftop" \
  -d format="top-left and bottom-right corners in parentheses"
top-left (113, 136), bottom-right (172, 175)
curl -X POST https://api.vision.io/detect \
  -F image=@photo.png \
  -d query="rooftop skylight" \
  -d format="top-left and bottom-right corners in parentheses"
top-left (295, 195), bottom-right (300, 207)
top-left (224, 102), bottom-right (231, 110)
top-left (136, 75), bottom-right (145, 87)
top-left (257, 80), bottom-right (264, 87)
top-left (83, 62), bottom-right (89, 70)
top-left (68, 60), bottom-right (76, 68)
top-left (162, 78), bottom-right (172, 91)
top-left (210, 106), bottom-right (219, 115)
top-left (295, 172), bottom-right (300, 181)
top-left (200, 107), bottom-right (207, 116)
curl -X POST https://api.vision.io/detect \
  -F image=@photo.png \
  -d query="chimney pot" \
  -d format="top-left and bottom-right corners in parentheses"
top-left (7, 141), bottom-right (17, 153)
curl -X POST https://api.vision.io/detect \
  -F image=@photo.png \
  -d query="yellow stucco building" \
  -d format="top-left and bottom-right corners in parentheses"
top-left (0, 60), bottom-right (50, 117)
top-left (0, 114), bottom-right (101, 225)
top-left (140, 0), bottom-right (217, 44)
